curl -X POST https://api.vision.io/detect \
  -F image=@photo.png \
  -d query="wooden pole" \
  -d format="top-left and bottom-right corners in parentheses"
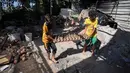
top-left (50, 0), bottom-right (52, 15)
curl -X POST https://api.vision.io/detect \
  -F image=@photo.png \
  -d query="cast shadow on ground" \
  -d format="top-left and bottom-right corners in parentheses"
top-left (58, 28), bottom-right (130, 73)
top-left (56, 48), bottom-right (82, 60)
top-left (56, 39), bottom-right (101, 60)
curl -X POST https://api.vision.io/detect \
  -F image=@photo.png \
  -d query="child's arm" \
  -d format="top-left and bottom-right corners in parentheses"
top-left (43, 22), bottom-right (48, 33)
top-left (47, 29), bottom-right (54, 41)
top-left (91, 26), bottom-right (96, 34)
top-left (87, 24), bottom-right (97, 38)
top-left (47, 35), bottom-right (53, 40)
top-left (78, 23), bottom-right (89, 35)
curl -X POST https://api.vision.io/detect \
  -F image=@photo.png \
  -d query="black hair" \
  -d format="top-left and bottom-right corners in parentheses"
top-left (88, 9), bottom-right (97, 21)
top-left (45, 14), bottom-right (51, 23)
top-left (44, 14), bottom-right (52, 30)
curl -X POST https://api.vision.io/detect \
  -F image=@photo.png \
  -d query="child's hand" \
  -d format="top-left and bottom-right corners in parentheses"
top-left (48, 35), bottom-right (53, 41)
top-left (78, 32), bottom-right (83, 35)
top-left (78, 29), bottom-right (86, 35)
top-left (53, 40), bottom-right (56, 43)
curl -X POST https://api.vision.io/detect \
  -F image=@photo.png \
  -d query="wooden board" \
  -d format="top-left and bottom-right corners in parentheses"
top-left (53, 33), bottom-right (88, 43)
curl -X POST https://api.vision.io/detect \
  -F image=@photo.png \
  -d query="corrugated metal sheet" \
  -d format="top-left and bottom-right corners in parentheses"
top-left (98, 0), bottom-right (130, 24)
top-left (118, 0), bottom-right (130, 3)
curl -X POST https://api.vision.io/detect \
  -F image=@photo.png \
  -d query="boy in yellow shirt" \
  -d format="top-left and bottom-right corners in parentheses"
top-left (80, 9), bottom-right (98, 56)
top-left (42, 14), bottom-right (58, 63)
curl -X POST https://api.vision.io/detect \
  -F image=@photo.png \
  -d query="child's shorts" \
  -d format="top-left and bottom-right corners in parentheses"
top-left (85, 36), bottom-right (97, 46)
top-left (44, 42), bottom-right (57, 53)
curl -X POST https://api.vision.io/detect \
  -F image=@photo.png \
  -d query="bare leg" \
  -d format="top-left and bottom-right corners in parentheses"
top-left (91, 45), bottom-right (95, 56)
top-left (52, 53), bottom-right (58, 63)
top-left (46, 52), bottom-right (53, 64)
top-left (82, 43), bottom-right (87, 55)
top-left (44, 43), bottom-right (51, 60)
top-left (47, 52), bottom-right (51, 60)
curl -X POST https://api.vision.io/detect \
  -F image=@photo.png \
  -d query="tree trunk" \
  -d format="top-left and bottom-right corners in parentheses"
top-left (35, 0), bottom-right (44, 14)
top-left (20, 0), bottom-right (30, 8)
top-left (25, 0), bottom-right (30, 8)
top-left (0, 0), bottom-right (2, 29)
top-left (0, 1), bottom-right (2, 13)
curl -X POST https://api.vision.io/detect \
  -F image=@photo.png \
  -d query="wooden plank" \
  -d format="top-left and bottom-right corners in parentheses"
top-left (0, 57), bottom-right (9, 64)
top-left (53, 33), bottom-right (88, 43)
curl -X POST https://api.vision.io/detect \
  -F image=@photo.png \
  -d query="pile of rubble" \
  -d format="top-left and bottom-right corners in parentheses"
top-left (0, 27), bottom-right (33, 73)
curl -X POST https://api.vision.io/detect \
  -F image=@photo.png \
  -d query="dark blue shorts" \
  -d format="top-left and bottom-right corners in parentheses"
top-left (44, 42), bottom-right (57, 53)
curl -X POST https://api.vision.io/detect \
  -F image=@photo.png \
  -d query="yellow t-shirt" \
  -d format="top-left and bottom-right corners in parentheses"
top-left (42, 22), bottom-right (49, 44)
top-left (84, 18), bottom-right (98, 37)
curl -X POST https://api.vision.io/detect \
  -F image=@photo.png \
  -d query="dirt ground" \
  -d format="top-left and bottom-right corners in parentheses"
top-left (14, 55), bottom-right (42, 73)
